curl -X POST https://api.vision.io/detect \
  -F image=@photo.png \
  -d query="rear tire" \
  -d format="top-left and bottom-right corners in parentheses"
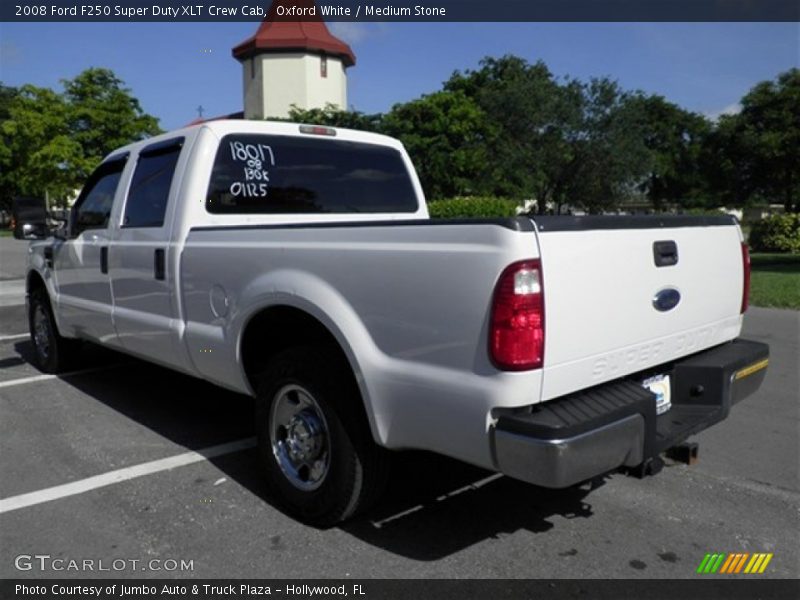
top-left (255, 345), bottom-right (389, 527)
top-left (28, 287), bottom-right (76, 374)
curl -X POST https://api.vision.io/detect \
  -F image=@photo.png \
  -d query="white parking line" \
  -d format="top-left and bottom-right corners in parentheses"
top-left (0, 278), bottom-right (26, 307)
top-left (0, 437), bottom-right (257, 514)
top-left (0, 365), bottom-right (124, 389)
top-left (370, 473), bottom-right (504, 529)
top-left (0, 374), bottom-right (54, 388)
top-left (0, 333), bottom-right (28, 342)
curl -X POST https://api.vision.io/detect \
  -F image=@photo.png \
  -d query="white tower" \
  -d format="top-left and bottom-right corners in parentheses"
top-left (232, 0), bottom-right (356, 120)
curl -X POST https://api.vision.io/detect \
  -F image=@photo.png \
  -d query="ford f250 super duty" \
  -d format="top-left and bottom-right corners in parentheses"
top-left (15, 120), bottom-right (769, 526)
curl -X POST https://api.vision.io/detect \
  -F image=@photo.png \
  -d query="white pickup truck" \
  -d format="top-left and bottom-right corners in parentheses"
top-left (15, 120), bottom-right (769, 526)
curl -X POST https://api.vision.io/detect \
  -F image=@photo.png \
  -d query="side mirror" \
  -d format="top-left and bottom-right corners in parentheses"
top-left (11, 197), bottom-right (69, 240)
top-left (15, 222), bottom-right (49, 240)
top-left (11, 196), bottom-right (54, 240)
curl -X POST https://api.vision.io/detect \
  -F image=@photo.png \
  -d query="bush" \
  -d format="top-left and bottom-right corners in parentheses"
top-left (748, 213), bottom-right (800, 254)
top-left (427, 196), bottom-right (519, 219)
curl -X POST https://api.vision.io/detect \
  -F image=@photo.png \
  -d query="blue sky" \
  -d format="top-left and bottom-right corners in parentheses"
top-left (0, 22), bottom-right (797, 130)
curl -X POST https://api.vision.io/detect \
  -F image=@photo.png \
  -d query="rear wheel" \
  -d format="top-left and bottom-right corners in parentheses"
top-left (28, 288), bottom-right (76, 373)
top-left (256, 346), bottom-right (389, 527)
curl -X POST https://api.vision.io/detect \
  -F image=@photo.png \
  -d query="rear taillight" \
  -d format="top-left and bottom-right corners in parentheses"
top-left (489, 260), bottom-right (545, 371)
top-left (741, 242), bottom-right (751, 314)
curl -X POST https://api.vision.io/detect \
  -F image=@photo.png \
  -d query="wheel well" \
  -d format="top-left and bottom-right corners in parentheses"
top-left (26, 271), bottom-right (46, 298)
top-left (241, 306), bottom-right (354, 392)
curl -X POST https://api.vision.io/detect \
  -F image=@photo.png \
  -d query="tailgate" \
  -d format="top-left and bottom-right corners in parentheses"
top-left (532, 215), bottom-right (746, 401)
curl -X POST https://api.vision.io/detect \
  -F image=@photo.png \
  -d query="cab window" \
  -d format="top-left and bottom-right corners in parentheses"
top-left (72, 158), bottom-right (126, 236)
top-left (122, 139), bottom-right (183, 228)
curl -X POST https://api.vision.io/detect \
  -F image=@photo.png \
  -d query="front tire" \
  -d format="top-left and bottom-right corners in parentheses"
top-left (256, 346), bottom-right (388, 527)
top-left (28, 288), bottom-right (75, 373)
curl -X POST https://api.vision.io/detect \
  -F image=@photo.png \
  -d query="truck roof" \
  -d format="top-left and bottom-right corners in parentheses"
top-left (104, 119), bottom-right (403, 163)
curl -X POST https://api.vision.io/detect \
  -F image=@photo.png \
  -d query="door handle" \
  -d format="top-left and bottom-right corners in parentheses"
top-left (154, 248), bottom-right (165, 281)
top-left (100, 247), bottom-right (108, 274)
top-left (653, 240), bottom-right (678, 267)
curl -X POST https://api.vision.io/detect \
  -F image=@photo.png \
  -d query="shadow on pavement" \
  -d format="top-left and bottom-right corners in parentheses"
top-left (342, 453), bottom-right (600, 560)
top-left (9, 339), bottom-right (601, 560)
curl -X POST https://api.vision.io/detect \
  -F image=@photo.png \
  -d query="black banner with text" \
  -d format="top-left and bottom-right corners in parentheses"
top-left (3, 0), bottom-right (799, 22)
top-left (3, 579), bottom-right (800, 600)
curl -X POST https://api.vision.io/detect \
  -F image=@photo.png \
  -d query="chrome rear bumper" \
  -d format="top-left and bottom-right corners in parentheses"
top-left (491, 338), bottom-right (769, 488)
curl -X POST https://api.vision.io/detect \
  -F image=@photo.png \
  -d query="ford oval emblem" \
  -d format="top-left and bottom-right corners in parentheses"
top-left (653, 288), bottom-right (681, 312)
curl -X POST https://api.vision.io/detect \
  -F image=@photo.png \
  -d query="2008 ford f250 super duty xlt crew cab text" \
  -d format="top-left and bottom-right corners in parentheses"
top-left (16, 120), bottom-right (769, 526)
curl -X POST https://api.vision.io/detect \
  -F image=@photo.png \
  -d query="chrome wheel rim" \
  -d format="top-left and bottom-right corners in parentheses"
top-left (33, 304), bottom-right (50, 361)
top-left (269, 384), bottom-right (331, 491)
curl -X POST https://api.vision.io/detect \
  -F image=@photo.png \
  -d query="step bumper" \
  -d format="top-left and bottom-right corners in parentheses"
top-left (491, 338), bottom-right (769, 488)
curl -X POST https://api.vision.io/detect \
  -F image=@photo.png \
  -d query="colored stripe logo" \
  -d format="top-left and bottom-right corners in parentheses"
top-left (696, 552), bottom-right (773, 574)
top-left (734, 358), bottom-right (769, 380)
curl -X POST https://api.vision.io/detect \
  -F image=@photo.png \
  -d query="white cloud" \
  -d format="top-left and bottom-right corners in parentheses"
top-left (328, 22), bottom-right (373, 45)
top-left (705, 102), bottom-right (742, 122)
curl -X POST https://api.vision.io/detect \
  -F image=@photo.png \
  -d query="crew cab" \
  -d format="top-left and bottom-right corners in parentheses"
top-left (15, 120), bottom-right (769, 526)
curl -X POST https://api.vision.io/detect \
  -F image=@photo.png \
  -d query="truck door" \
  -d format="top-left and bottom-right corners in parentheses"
top-left (109, 138), bottom-right (186, 369)
top-left (55, 155), bottom-right (128, 344)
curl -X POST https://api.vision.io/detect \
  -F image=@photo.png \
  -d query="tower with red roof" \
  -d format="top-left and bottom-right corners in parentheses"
top-left (232, 0), bottom-right (356, 119)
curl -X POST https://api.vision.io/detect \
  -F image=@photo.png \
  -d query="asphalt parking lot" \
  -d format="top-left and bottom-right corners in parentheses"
top-left (0, 237), bottom-right (798, 580)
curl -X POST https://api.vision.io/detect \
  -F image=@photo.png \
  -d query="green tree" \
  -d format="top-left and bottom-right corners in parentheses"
top-left (445, 56), bottom-right (652, 213)
top-left (554, 79), bottom-right (652, 214)
top-left (286, 103), bottom-right (383, 132)
top-left (382, 90), bottom-right (493, 199)
top-left (445, 56), bottom-right (565, 203)
top-left (702, 114), bottom-right (750, 208)
top-left (62, 68), bottom-right (161, 182)
top-left (718, 69), bottom-right (799, 212)
top-left (0, 68), bottom-right (160, 209)
top-left (0, 83), bottom-right (18, 121)
top-left (286, 96), bottom-right (495, 201)
top-left (0, 84), bottom-right (20, 211)
top-left (633, 94), bottom-right (711, 210)
top-left (0, 84), bottom-right (82, 206)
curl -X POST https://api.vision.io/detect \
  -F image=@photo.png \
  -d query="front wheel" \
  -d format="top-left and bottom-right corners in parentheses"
top-left (256, 346), bottom-right (389, 527)
top-left (28, 288), bottom-right (76, 374)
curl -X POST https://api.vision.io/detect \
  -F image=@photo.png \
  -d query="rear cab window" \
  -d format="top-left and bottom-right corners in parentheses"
top-left (206, 134), bottom-right (418, 214)
top-left (123, 138), bottom-right (184, 228)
